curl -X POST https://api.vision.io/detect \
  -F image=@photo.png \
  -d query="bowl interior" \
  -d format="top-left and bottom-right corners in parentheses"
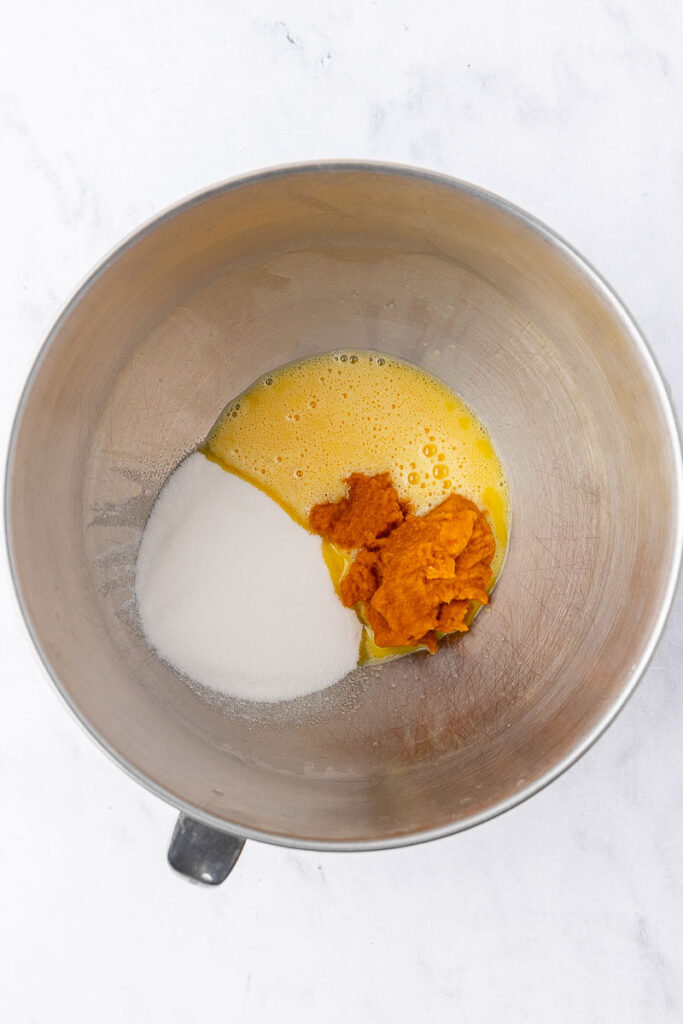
top-left (7, 167), bottom-right (681, 845)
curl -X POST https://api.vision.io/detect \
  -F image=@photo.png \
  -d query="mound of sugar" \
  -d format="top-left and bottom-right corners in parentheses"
top-left (135, 453), bottom-right (362, 702)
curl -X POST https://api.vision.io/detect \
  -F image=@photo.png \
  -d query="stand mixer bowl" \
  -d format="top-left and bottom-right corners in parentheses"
top-left (6, 163), bottom-right (681, 880)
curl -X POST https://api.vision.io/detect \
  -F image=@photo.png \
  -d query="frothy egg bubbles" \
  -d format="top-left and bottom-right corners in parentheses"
top-left (205, 349), bottom-right (509, 573)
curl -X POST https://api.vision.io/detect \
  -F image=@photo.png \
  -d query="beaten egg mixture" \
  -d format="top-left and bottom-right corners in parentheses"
top-left (203, 350), bottom-right (509, 664)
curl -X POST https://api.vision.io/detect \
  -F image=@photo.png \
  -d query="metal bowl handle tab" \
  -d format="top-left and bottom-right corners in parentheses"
top-left (168, 813), bottom-right (245, 884)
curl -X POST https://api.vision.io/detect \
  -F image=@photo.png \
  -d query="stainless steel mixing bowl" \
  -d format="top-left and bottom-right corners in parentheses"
top-left (6, 163), bottom-right (682, 883)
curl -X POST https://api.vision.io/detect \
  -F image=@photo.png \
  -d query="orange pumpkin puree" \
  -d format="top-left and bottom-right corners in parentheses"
top-left (310, 474), bottom-right (495, 654)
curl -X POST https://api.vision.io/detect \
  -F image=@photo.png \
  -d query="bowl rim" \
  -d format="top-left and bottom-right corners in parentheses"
top-left (6, 159), bottom-right (683, 852)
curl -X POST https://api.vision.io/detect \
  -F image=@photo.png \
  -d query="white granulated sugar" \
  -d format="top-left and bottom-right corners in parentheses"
top-left (135, 453), bottom-right (361, 702)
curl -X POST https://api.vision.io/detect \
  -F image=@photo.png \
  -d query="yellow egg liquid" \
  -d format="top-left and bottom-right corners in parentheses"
top-left (203, 349), bottom-right (510, 660)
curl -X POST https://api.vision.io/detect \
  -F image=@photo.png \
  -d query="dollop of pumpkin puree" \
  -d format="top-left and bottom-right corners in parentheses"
top-left (309, 473), bottom-right (496, 654)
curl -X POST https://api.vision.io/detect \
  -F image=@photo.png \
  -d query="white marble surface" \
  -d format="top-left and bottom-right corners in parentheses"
top-left (2, 2), bottom-right (683, 1021)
